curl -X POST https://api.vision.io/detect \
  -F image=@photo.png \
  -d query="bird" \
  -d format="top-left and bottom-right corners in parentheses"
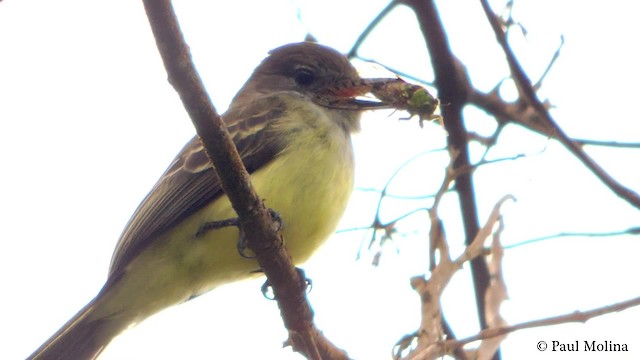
top-left (29, 41), bottom-right (377, 359)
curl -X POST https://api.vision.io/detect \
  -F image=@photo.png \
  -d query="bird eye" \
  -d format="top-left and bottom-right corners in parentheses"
top-left (294, 68), bottom-right (315, 86)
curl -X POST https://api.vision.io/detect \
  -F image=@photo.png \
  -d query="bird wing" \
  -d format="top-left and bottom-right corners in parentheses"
top-left (108, 95), bottom-right (288, 277)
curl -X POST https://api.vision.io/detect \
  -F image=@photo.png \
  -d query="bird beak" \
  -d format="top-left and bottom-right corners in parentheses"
top-left (314, 78), bottom-right (389, 110)
top-left (316, 77), bottom-right (441, 125)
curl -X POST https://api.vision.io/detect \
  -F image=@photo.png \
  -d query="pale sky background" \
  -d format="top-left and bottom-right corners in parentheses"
top-left (1, 1), bottom-right (639, 359)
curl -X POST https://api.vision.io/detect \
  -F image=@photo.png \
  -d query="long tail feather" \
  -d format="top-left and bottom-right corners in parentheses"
top-left (28, 291), bottom-right (130, 360)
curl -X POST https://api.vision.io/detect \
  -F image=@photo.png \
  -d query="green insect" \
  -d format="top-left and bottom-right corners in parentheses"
top-left (397, 84), bottom-right (442, 128)
top-left (317, 77), bottom-right (443, 128)
top-left (367, 80), bottom-right (442, 128)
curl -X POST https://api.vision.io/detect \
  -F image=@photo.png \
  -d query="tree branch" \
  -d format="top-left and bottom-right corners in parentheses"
top-left (141, 1), bottom-right (348, 359)
top-left (403, 1), bottom-right (495, 353)
top-left (479, 0), bottom-right (640, 210)
top-left (396, 195), bottom-right (513, 360)
top-left (446, 294), bottom-right (640, 351)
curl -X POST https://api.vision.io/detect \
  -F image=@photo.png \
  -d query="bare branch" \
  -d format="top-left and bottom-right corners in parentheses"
top-left (479, 0), bottom-right (640, 210)
top-left (445, 295), bottom-right (640, 350)
top-left (141, 1), bottom-right (348, 359)
top-left (404, 0), bottom-right (495, 347)
top-left (573, 139), bottom-right (640, 149)
top-left (475, 217), bottom-right (508, 360)
top-left (349, 55), bottom-right (436, 86)
top-left (532, 36), bottom-right (564, 91)
top-left (467, 88), bottom-right (553, 137)
top-left (504, 227), bottom-right (640, 249)
top-left (397, 195), bottom-right (514, 360)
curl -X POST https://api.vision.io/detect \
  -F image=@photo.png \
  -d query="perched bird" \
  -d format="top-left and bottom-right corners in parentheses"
top-left (29, 42), bottom-right (379, 359)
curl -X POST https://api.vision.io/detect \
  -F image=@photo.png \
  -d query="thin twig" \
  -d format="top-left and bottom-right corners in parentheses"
top-left (350, 55), bottom-right (436, 86)
top-left (409, 294), bottom-right (640, 359)
top-left (346, 1), bottom-right (401, 58)
top-left (573, 139), bottom-right (640, 149)
top-left (446, 295), bottom-right (640, 349)
top-left (532, 35), bottom-right (564, 91)
top-left (504, 227), bottom-right (640, 249)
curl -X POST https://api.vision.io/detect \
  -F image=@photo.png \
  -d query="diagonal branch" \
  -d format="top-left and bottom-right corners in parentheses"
top-left (479, 0), bottom-right (640, 210)
top-left (446, 294), bottom-right (640, 350)
top-left (141, 1), bottom-right (348, 359)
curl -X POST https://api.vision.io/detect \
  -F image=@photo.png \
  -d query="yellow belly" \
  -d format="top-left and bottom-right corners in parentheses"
top-left (97, 108), bottom-right (355, 322)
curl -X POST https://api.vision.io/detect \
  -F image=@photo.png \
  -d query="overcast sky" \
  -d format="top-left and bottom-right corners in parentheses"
top-left (1, 1), bottom-right (639, 359)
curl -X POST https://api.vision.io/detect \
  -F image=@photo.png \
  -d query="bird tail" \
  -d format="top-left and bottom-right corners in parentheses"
top-left (27, 289), bottom-right (131, 360)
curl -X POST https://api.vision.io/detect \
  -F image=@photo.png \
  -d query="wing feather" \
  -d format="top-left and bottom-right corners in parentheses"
top-left (108, 96), bottom-right (288, 276)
